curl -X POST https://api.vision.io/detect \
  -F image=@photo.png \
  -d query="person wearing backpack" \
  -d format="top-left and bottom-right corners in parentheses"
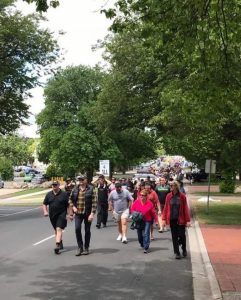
top-left (131, 189), bottom-right (157, 253)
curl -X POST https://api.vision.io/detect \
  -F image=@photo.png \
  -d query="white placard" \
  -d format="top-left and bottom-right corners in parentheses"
top-left (205, 160), bottom-right (216, 174)
top-left (99, 160), bottom-right (110, 176)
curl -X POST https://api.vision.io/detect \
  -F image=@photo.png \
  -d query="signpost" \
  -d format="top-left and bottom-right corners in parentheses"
top-left (99, 160), bottom-right (110, 177)
top-left (205, 159), bottom-right (216, 212)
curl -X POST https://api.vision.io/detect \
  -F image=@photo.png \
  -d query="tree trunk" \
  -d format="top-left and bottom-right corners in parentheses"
top-left (86, 169), bottom-right (94, 183)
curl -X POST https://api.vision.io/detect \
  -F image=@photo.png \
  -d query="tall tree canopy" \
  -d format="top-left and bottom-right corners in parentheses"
top-left (0, 0), bottom-right (60, 134)
top-left (37, 65), bottom-right (156, 178)
top-left (0, 135), bottom-right (34, 165)
top-left (23, 0), bottom-right (59, 12)
top-left (100, 0), bottom-right (241, 175)
top-left (37, 65), bottom-right (113, 178)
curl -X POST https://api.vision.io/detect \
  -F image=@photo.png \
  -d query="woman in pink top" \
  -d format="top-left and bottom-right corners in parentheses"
top-left (131, 190), bottom-right (157, 253)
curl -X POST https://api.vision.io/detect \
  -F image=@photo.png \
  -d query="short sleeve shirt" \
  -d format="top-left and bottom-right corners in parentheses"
top-left (43, 189), bottom-right (69, 218)
top-left (108, 189), bottom-right (133, 214)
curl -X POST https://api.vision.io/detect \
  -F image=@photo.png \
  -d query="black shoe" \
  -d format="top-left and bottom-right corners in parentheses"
top-left (182, 250), bottom-right (187, 257)
top-left (75, 248), bottom-right (83, 256)
top-left (103, 224), bottom-right (107, 228)
top-left (96, 224), bottom-right (101, 229)
top-left (54, 243), bottom-right (61, 255)
top-left (82, 248), bottom-right (89, 255)
top-left (175, 253), bottom-right (181, 259)
top-left (59, 240), bottom-right (63, 250)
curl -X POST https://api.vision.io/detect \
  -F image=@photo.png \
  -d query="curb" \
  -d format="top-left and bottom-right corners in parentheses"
top-left (188, 198), bottom-right (223, 300)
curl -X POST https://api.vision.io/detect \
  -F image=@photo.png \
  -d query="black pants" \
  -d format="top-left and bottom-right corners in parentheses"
top-left (75, 213), bottom-right (91, 250)
top-left (96, 202), bottom-right (108, 226)
top-left (170, 219), bottom-right (186, 255)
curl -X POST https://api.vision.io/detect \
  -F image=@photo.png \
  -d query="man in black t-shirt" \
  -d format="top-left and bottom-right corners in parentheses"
top-left (43, 181), bottom-right (69, 254)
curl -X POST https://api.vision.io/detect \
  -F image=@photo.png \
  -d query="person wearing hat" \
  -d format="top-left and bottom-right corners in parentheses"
top-left (108, 182), bottom-right (133, 244)
top-left (69, 175), bottom-right (97, 256)
top-left (43, 181), bottom-right (69, 254)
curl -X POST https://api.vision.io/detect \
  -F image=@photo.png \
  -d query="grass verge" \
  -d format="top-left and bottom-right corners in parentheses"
top-left (193, 192), bottom-right (241, 197)
top-left (0, 187), bottom-right (49, 199)
top-left (192, 201), bottom-right (241, 225)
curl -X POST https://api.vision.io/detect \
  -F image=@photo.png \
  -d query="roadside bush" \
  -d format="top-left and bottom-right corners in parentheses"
top-left (210, 174), bottom-right (221, 184)
top-left (219, 178), bottom-right (235, 193)
top-left (0, 157), bottom-right (14, 180)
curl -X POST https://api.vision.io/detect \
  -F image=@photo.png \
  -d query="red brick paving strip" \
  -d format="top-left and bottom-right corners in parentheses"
top-left (200, 225), bottom-right (241, 292)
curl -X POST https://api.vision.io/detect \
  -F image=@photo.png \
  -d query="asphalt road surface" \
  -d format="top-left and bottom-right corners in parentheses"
top-left (0, 206), bottom-right (193, 300)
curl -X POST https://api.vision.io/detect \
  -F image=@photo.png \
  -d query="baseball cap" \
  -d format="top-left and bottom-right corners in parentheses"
top-left (115, 182), bottom-right (122, 188)
top-left (76, 175), bottom-right (87, 181)
top-left (52, 180), bottom-right (59, 185)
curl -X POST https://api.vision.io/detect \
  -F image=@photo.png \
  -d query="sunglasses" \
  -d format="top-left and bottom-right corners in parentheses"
top-left (140, 194), bottom-right (147, 197)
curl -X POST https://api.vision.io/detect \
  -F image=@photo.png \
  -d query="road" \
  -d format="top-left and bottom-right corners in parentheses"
top-left (0, 206), bottom-right (193, 300)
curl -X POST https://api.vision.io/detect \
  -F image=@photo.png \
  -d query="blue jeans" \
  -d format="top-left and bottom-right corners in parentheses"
top-left (137, 221), bottom-right (151, 250)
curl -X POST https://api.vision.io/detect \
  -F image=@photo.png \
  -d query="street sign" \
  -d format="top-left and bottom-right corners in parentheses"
top-left (205, 159), bottom-right (216, 213)
top-left (205, 160), bottom-right (216, 174)
top-left (99, 160), bottom-right (110, 177)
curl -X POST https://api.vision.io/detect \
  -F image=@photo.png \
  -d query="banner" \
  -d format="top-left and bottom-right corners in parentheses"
top-left (99, 160), bottom-right (110, 177)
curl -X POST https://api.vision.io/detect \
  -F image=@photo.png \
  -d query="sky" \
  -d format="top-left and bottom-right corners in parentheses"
top-left (16, 0), bottom-right (114, 137)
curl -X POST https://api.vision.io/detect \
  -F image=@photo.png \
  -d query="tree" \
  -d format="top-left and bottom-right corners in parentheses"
top-left (101, 0), bottom-right (241, 177)
top-left (0, 157), bottom-right (13, 180)
top-left (0, 135), bottom-right (33, 166)
top-left (22, 0), bottom-right (59, 12)
top-left (0, 1), bottom-right (60, 134)
top-left (37, 64), bottom-right (157, 178)
top-left (37, 65), bottom-right (107, 178)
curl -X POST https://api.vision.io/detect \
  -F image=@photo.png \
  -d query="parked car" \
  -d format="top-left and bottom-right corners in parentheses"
top-left (136, 163), bottom-right (152, 174)
top-left (31, 175), bottom-right (46, 184)
top-left (132, 173), bottom-right (157, 183)
top-left (0, 177), bottom-right (4, 188)
top-left (24, 173), bottom-right (35, 182)
top-left (24, 167), bottom-right (40, 174)
top-left (191, 169), bottom-right (208, 182)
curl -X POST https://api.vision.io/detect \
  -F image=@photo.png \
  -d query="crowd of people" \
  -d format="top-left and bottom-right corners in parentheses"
top-left (43, 172), bottom-right (190, 260)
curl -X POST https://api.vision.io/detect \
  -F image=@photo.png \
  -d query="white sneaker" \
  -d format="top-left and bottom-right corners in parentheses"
top-left (122, 236), bottom-right (128, 244)
top-left (116, 234), bottom-right (122, 241)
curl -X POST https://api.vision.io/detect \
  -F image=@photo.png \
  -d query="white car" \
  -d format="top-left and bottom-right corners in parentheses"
top-left (132, 173), bottom-right (157, 183)
top-left (0, 177), bottom-right (4, 188)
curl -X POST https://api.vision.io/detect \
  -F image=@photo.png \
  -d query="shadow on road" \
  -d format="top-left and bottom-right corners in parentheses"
top-left (23, 260), bottom-right (193, 300)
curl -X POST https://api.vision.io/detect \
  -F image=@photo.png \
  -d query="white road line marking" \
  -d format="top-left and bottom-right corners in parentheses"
top-left (0, 206), bottom-right (41, 217)
top-left (33, 235), bottom-right (55, 246)
top-left (33, 230), bottom-right (65, 246)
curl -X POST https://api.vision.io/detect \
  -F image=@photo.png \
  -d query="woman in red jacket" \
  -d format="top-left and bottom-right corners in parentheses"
top-left (162, 181), bottom-right (191, 259)
top-left (131, 189), bottom-right (157, 253)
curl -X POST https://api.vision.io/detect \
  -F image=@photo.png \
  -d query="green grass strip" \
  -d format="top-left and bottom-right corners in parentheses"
top-left (193, 192), bottom-right (241, 196)
top-left (193, 202), bottom-right (241, 225)
top-left (0, 187), bottom-right (49, 199)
